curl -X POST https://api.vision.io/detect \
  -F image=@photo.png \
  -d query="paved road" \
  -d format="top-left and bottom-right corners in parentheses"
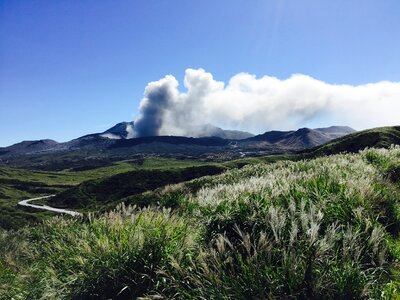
top-left (18, 195), bottom-right (81, 216)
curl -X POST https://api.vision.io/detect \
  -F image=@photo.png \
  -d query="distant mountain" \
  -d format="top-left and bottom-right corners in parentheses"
top-left (218, 129), bottom-right (254, 140)
top-left (0, 123), bottom-right (358, 170)
top-left (99, 122), bottom-right (253, 140)
top-left (243, 126), bottom-right (355, 150)
top-left (314, 126), bottom-right (356, 139)
top-left (56, 134), bottom-right (114, 151)
top-left (54, 122), bottom-right (135, 151)
top-left (100, 121), bottom-right (135, 139)
top-left (0, 139), bottom-right (58, 156)
top-left (192, 124), bottom-right (254, 140)
top-left (0, 124), bottom-right (354, 156)
top-left (305, 126), bottom-right (400, 156)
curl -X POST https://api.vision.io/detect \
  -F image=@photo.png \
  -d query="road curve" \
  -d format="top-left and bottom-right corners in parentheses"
top-left (18, 195), bottom-right (81, 217)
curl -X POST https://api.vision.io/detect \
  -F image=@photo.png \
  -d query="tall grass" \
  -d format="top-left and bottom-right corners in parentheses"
top-left (1, 146), bottom-right (400, 299)
top-left (2, 207), bottom-right (198, 299)
top-left (157, 146), bottom-right (400, 298)
top-left (162, 203), bottom-right (388, 299)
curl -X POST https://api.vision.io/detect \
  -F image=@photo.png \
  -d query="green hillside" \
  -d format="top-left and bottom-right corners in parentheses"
top-left (45, 153), bottom-right (299, 210)
top-left (305, 126), bottom-right (400, 156)
top-left (49, 165), bottom-right (226, 209)
top-left (0, 157), bottom-right (210, 229)
top-left (1, 147), bottom-right (400, 299)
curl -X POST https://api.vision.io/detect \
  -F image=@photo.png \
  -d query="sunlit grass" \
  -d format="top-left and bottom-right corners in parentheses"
top-left (0, 157), bottom-right (211, 229)
top-left (1, 146), bottom-right (400, 298)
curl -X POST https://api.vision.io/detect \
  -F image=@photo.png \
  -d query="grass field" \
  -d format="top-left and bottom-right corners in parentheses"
top-left (1, 147), bottom-right (399, 299)
top-left (0, 157), bottom-right (212, 229)
top-left (0, 151), bottom-right (299, 230)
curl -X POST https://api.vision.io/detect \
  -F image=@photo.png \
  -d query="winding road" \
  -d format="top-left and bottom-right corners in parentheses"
top-left (18, 195), bottom-right (81, 216)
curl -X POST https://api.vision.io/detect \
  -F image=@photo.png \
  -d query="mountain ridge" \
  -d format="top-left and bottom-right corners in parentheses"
top-left (304, 126), bottom-right (400, 156)
top-left (242, 126), bottom-right (356, 150)
top-left (0, 123), bottom-right (356, 170)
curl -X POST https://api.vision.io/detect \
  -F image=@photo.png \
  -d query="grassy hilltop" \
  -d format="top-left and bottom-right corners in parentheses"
top-left (1, 146), bottom-right (400, 299)
top-left (305, 126), bottom-right (400, 156)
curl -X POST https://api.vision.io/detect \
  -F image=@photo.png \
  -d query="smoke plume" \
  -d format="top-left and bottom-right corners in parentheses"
top-left (134, 68), bottom-right (400, 137)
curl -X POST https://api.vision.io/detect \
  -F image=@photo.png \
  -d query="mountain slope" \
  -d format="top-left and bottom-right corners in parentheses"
top-left (0, 124), bottom-right (355, 170)
top-left (48, 164), bottom-right (226, 208)
top-left (242, 126), bottom-right (355, 150)
top-left (0, 139), bottom-right (58, 157)
top-left (305, 126), bottom-right (400, 156)
top-left (314, 126), bottom-right (355, 139)
top-left (193, 124), bottom-right (254, 139)
top-left (101, 121), bottom-right (135, 139)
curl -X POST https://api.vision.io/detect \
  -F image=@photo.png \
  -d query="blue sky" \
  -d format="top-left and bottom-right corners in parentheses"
top-left (1, 0), bottom-right (400, 146)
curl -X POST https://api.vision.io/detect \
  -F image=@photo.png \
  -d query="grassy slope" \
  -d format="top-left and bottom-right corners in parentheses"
top-left (0, 157), bottom-right (209, 229)
top-left (48, 154), bottom-right (300, 210)
top-left (49, 165), bottom-right (227, 209)
top-left (0, 152), bottom-right (298, 230)
top-left (305, 126), bottom-right (400, 156)
top-left (1, 147), bottom-right (400, 299)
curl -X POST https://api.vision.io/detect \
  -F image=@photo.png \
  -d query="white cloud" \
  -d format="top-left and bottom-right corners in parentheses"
top-left (134, 68), bottom-right (400, 137)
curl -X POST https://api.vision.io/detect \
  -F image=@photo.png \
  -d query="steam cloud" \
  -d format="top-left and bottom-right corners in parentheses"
top-left (134, 68), bottom-right (400, 137)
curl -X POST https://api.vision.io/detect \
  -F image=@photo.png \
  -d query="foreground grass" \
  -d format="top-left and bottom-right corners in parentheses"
top-left (0, 208), bottom-right (198, 299)
top-left (1, 147), bottom-right (400, 299)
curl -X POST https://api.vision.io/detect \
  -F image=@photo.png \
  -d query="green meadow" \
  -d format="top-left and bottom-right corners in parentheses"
top-left (1, 147), bottom-right (399, 299)
top-left (0, 157), bottom-right (210, 230)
